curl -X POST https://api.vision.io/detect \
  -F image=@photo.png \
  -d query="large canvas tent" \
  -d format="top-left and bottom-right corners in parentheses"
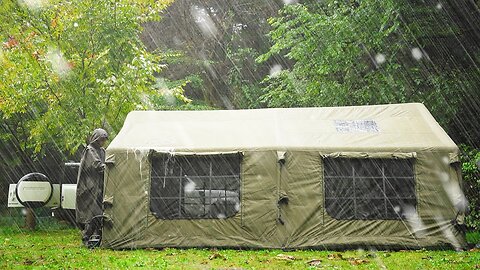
top-left (101, 103), bottom-right (467, 249)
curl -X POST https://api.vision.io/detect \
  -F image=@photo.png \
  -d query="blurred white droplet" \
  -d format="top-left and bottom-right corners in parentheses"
top-left (184, 179), bottom-right (196, 193)
top-left (154, 77), bottom-right (168, 90)
top-left (375, 53), bottom-right (386, 65)
top-left (442, 156), bottom-right (449, 165)
top-left (140, 93), bottom-right (155, 110)
top-left (217, 213), bottom-right (226, 219)
top-left (437, 171), bottom-right (449, 183)
top-left (369, 248), bottom-right (386, 269)
top-left (403, 205), bottom-right (426, 238)
top-left (269, 64), bottom-right (282, 77)
top-left (73, 22), bottom-right (79, 28)
top-left (393, 205), bottom-right (401, 213)
top-left (144, 191), bottom-right (148, 195)
top-left (436, 3), bottom-right (443, 10)
top-left (234, 203), bottom-right (240, 211)
top-left (45, 48), bottom-right (71, 77)
top-left (21, 208), bottom-right (27, 216)
top-left (411, 47), bottom-right (423, 60)
top-left (172, 36), bottom-right (182, 46)
top-left (19, 0), bottom-right (47, 11)
top-left (442, 181), bottom-right (468, 212)
top-left (163, 89), bottom-right (176, 106)
top-left (190, 5), bottom-right (218, 38)
top-left (282, 0), bottom-right (299, 5)
top-left (154, 78), bottom-right (176, 105)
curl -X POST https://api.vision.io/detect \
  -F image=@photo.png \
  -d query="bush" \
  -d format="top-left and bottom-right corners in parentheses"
top-left (460, 144), bottom-right (480, 230)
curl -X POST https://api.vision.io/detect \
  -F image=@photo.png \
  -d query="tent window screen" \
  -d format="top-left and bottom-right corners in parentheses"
top-left (150, 153), bottom-right (241, 219)
top-left (323, 158), bottom-right (416, 220)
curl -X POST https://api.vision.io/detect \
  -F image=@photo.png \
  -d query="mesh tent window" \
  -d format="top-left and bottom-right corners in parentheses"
top-left (323, 158), bottom-right (416, 220)
top-left (150, 153), bottom-right (241, 219)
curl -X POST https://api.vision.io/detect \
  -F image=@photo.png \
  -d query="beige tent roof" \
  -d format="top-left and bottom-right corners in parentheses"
top-left (107, 103), bottom-right (456, 152)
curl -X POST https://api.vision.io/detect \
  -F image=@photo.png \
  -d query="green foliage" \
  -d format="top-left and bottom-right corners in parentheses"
top-left (226, 47), bottom-right (266, 109)
top-left (467, 231), bottom-right (480, 245)
top-left (460, 144), bottom-right (480, 230)
top-left (0, 0), bottom-right (182, 154)
top-left (255, 0), bottom-right (474, 129)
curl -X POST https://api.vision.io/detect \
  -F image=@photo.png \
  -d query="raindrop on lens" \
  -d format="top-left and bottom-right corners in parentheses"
top-left (19, 0), bottom-right (46, 11)
top-left (411, 47), bottom-right (423, 60)
top-left (442, 156), bottom-right (449, 165)
top-left (269, 64), bottom-right (282, 77)
top-left (375, 53), bottom-right (386, 65)
top-left (184, 181), bottom-right (196, 193)
top-left (46, 47), bottom-right (72, 77)
top-left (438, 171), bottom-right (449, 183)
top-left (190, 5), bottom-right (218, 38)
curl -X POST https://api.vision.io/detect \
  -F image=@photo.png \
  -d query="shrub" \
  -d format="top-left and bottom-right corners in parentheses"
top-left (460, 144), bottom-right (480, 230)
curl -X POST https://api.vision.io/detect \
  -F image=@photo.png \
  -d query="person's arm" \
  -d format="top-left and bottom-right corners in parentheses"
top-left (85, 147), bottom-right (106, 173)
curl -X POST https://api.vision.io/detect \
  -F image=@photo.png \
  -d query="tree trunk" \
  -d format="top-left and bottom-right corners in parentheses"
top-left (25, 208), bottom-right (36, 230)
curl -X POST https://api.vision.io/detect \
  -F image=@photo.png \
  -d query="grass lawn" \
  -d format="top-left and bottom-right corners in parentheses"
top-left (0, 226), bottom-right (479, 269)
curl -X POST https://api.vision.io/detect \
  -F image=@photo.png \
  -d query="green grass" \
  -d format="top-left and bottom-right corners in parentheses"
top-left (0, 226), bottom-right (479, 269)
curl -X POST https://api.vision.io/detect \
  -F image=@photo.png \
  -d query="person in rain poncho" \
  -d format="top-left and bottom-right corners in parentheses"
top-left (76, 128), bottom-right (108, 244)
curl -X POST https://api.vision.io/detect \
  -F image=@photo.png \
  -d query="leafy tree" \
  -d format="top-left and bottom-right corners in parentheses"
top-left (256, 0), bottom-right (480, 145)
top-left (0, 0), bottom-right (184, 154)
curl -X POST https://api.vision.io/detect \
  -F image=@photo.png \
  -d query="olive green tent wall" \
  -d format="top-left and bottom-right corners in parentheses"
top-left (101, 103), bottom-right (467, 249)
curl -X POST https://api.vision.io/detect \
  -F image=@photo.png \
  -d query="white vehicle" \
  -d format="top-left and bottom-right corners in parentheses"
top-left (8, 164), bottom-right (79, 212)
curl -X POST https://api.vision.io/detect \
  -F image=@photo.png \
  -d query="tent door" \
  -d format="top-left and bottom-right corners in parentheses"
top-left (276, 151), bottom-right (324, 248)
top-left (240, 151), bottom-right (280, 246)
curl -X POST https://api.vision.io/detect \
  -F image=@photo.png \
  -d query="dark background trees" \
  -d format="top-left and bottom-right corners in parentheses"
top-left (140, 0), bottom-right (292, 109)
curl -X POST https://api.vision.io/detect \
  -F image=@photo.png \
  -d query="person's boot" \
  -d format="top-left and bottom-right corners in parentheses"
top-left (87, 234), bottom-right (101, 249)
top-left (81, 228), bottom-right (90, 247)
